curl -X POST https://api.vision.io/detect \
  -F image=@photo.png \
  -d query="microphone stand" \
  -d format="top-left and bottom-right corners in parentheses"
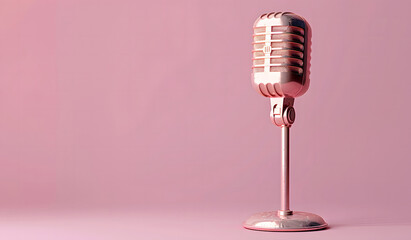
top-left (243, 97), bottom-right (327, 231)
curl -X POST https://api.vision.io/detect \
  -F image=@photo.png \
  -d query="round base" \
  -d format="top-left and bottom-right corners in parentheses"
top-left (243, 211), bottom-right (328, 232)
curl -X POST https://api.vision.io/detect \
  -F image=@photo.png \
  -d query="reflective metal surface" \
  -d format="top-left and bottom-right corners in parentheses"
top-left (245, 12), bottom-right (327, 232)
top-left (252, 12), bottom-right (311, 98)
top-left (280, 126), bottom-right (290, 212)
top-left (243, 211), bottom-right (328, 232)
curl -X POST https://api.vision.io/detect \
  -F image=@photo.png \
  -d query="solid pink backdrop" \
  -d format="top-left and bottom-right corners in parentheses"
top-left (0, 0), bottom-right (410, 239)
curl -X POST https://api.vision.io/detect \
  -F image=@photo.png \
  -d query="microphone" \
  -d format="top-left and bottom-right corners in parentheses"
top-left (252, 11), bottom-right (311, 126)
top-left (244, 12), bottom-right (327, 232)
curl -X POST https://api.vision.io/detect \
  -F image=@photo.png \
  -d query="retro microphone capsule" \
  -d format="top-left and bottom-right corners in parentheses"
top-left (243, 12), bottom-right (328, 231)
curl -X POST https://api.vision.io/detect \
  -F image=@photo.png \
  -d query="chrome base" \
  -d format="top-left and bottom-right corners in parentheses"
top-left (243, 211), bottom-right (328, 232)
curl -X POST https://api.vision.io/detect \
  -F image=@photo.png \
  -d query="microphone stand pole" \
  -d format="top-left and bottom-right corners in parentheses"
top-left (280, 126), bottom-right (292, 216)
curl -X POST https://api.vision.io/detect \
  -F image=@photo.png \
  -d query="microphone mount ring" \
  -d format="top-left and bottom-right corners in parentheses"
top-left (270, 97), bottom-right (295, 127)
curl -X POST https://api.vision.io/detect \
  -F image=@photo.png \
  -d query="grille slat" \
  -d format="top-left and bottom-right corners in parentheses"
top-left (271, 26), bottom-right (304, 36)
top-left (253, 42), bottom-right (304, 52)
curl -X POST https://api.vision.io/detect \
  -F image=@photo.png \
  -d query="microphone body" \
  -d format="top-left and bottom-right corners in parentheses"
top-left (251, 12), bottom-right (311, 126)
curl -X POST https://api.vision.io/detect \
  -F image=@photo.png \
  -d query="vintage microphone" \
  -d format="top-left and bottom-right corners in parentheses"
top-left (243, 12), bottom-right (327, 231)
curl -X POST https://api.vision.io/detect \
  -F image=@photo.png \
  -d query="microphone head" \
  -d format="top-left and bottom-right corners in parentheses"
top-left (252, 12), bottom-right (311, 98)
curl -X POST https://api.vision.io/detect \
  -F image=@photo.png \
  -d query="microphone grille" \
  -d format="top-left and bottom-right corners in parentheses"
top-left (252, 12), bottom-right (305, 75)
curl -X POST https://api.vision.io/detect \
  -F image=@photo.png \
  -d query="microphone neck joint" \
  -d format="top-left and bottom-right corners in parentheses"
top-left (270, 97), bottom-right (295, 127)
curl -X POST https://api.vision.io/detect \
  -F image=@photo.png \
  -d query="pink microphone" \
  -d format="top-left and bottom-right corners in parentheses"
top-left (243, 12), bottom-right (327, 232)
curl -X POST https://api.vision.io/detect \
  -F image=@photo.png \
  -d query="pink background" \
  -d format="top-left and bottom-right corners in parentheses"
top-left (0, 0), bottom-right (411, 239)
